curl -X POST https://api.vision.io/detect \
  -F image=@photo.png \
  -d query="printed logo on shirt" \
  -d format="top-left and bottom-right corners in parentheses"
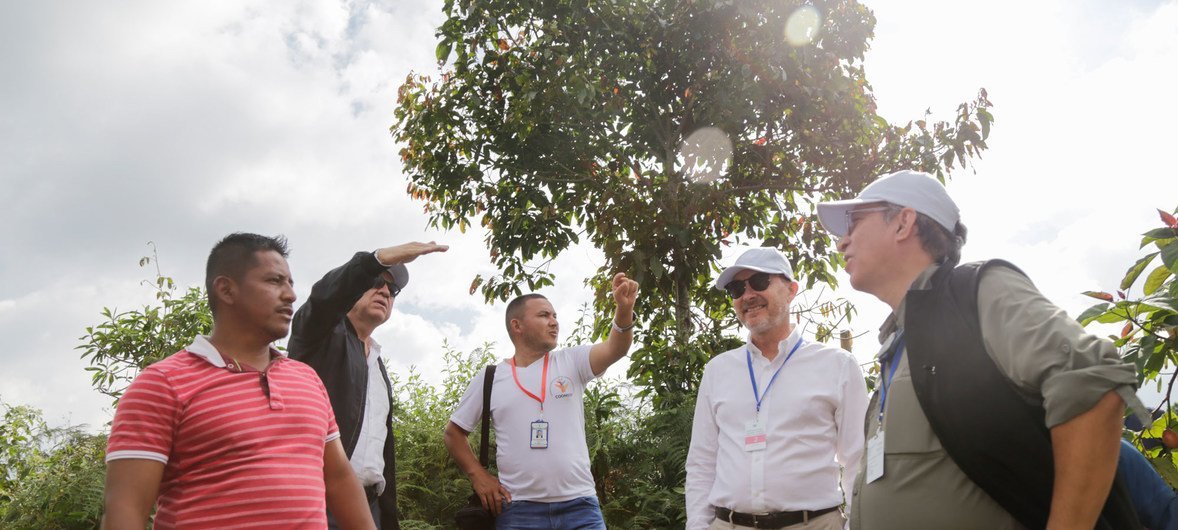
top-left (551, 376), bottom-right (573, 399)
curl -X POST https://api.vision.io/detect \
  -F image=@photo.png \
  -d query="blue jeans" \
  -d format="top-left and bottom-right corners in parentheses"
top-left (496, 496), bottom-right (606, 530)
top-left (1118, 439), bottom-right (1178, 530)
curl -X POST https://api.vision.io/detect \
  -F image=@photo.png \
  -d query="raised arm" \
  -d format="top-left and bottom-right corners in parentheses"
top-left (289, 242), bottom-right (448, 355)
top-left (289, 251), bottom-right (388, 351)
top-left (588, 272), bottom-right (639, 376)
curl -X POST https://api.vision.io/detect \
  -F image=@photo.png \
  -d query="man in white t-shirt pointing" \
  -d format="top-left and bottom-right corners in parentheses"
top-left (445, 273), bottom-right (639, 529)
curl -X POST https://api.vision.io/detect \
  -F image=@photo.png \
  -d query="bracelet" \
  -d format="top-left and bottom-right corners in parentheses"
top-left (611, 317), bottom-right (636, 333)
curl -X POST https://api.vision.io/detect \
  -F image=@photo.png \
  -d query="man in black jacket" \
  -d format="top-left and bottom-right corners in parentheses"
top-left (290, 242), bottom-right (448, 529)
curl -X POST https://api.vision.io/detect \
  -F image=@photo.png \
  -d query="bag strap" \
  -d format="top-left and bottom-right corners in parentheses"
top-left (478, 364), bottom-right (495, 466)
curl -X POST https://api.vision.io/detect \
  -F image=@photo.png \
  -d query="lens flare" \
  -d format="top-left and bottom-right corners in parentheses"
top-left (785, 6), bottom-right (821, 47)
top-left (678, 127), bottom-right (733, 183)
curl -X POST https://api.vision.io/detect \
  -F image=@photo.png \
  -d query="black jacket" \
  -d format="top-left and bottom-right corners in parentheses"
top-left (289, 251), bottom-right (399, 529)
top-left (906, 259), bottom-right (1139, 530)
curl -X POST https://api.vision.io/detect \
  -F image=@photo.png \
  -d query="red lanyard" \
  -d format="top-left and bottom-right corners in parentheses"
top-left (510, 353), bottom-right (549, 411)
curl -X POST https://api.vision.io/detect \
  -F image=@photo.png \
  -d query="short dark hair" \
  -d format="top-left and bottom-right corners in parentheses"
top-left (205, 233), bottom-right (290, 315)
top-left (505, 293), bottom-right (548, 334)
top-left (886, 207), bottom-right (967, 264)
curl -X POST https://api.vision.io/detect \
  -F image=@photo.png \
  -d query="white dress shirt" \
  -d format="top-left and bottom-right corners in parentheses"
top-left (350, 337), bottom-right (390, 492)
top-left (685, 327), bottom-right (868, 530)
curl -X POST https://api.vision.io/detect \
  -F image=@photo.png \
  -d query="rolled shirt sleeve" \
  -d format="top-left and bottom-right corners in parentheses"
top-left (977, 266), bottom-right (1141, 429)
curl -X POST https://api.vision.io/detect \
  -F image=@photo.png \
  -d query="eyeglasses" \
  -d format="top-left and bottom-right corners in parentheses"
top-left (844, 205), bottom-right (898, 235)
top-left (724, 272), bottom-right (782, 299)
top-left (372, 276), bottom-right (402, 298)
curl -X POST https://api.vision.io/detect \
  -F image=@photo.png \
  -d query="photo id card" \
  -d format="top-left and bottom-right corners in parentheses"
top-left (866, 430), bottom-right (885, 483)
top-left (743, 420), bottom-right (766, 452)
top-left (530, 420), bottom-right (549, 449)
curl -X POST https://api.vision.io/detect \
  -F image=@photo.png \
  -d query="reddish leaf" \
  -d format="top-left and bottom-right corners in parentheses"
top-left (1121, 322), bottom-right (1133, 338)
top-left (1082, 290), bottom-right (1115, 302)
top-left (1117, 290), bottom-right (1126, 300)
top-left (684, 87), bottom-right (693, 99)
top-left (498, 39), bottom-right (509, 51)
top-left (1159, 209), bottom-right (1178, 229)
top-left (753, 137), bottom-right (767, 146)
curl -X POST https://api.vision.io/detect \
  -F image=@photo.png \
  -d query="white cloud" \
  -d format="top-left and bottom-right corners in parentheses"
top-left (3, 0), bottom-right (1177, 426)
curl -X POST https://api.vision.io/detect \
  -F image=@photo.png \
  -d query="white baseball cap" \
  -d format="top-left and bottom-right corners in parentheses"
top-left (714, 247), bottom-right (795, 290)
top-left (816, 170), bottom-right (960, 237)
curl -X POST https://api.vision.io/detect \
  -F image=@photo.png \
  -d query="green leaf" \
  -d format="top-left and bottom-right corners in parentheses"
top-left (1121, 252), bottom-right (1159, 290)
top-left (1162, 239), bottom-right (1178, 274)
top-left (1144, 264), bottom-right (1174, 296)
top-left (435, 40), bottom-right (453, 64)
top-left (1077, 302), bottom-right (1111, 326)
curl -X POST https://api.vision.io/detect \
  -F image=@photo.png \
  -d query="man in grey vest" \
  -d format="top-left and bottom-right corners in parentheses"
top-left (817, 170), bottom-right (1144, 529)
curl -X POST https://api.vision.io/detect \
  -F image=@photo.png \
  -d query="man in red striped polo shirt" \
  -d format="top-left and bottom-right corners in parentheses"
top-left (102, 233), bottom-right (376, 530)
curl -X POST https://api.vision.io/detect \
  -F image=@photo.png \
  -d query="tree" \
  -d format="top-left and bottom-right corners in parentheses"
top-left (1078, 207), bottom-right (1178, 484)
top-left (77, 245), bottom-right (212, 403)
top-left (0, 400), bottom-right (106, 529)
top-left (393, 0), bottom-right (992, 399)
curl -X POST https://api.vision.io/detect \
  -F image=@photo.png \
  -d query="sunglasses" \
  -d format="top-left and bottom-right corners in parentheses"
top-left (372, 276), bottom-right (402, 298)
top-left (723, 272), bottom-right (781, 299)
top-left (844, 205), bottom-right (898, 236)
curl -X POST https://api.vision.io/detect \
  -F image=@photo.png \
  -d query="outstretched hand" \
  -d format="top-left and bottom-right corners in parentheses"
top-left (375, 241), bottom-right (449, 265)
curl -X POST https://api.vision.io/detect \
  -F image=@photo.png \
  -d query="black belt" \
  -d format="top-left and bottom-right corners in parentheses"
top-left (714, 506), bottom-right (839, 529)
top-left (363, 484), bottom-right (380, 501)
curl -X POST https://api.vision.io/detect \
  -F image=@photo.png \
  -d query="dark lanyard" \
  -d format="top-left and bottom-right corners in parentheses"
top-left (746, 338), bottom-right (804, 413)
top-left (510, 352), bottom-right (549, 412)
top-left (877, 332), bottom-right (906, 424)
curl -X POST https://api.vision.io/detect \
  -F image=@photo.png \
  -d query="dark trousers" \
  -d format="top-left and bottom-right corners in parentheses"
top-left (327, 489), bottom-right (381, 529)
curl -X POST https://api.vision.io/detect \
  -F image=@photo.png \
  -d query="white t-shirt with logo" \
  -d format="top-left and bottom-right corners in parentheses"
top-left (450, 345), bottom-right (597, 502)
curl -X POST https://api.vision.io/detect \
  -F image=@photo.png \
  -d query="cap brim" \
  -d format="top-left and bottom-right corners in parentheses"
top-left (817, 199), bottom-right (871, 238)
top-left (714, 265), bottom-right (794, 290)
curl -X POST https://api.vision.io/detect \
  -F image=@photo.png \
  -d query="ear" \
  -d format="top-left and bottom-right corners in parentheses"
top-left (211, 276), bottom-right (237, 309)
top-left (782, 279), bottom-right (800, 306)
top-left (893, 208), bottom-right (920, 242)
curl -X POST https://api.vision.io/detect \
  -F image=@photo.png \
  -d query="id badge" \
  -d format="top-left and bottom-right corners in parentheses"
top-left (866, 430), bottom-right (885, 483)
top-left (743, 420), bottom-right (766, 452)
top-left (530, 420), bottom-right (549, 449)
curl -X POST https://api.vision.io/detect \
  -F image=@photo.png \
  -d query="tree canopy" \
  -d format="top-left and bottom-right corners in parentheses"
top-left (393, 0), bottom-right (992, 397)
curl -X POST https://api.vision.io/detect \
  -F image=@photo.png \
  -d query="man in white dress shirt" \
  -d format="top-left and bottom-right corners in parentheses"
top-left (686, 247), bottom-right (869, 530)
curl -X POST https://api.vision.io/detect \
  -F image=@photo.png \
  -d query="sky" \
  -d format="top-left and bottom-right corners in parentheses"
top-left (1, 0), bottom-right (1176, 431)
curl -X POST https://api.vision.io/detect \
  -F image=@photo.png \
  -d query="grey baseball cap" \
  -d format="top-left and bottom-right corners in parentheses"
top-left (385, 264), bottom-right (409, 291)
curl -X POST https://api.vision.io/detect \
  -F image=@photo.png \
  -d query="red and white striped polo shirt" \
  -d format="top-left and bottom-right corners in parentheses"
top-left (107, 336), bottom-right (340, 529)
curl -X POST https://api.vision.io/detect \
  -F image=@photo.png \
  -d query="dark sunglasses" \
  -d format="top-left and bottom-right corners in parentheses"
top-left (724, 272), bottom-right (781, 299)
top-left (372, 276), bottom-right (402, 298)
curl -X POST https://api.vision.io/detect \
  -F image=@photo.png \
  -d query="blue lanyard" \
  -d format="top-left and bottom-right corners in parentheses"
top-left (877, 332), bottom-right (906, 424)
top-left (746, 338), bottom-right (804, 413)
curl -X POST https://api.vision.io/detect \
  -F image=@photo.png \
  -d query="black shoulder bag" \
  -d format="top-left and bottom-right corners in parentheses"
top-left (454, 364), bottom-right (497, 530)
